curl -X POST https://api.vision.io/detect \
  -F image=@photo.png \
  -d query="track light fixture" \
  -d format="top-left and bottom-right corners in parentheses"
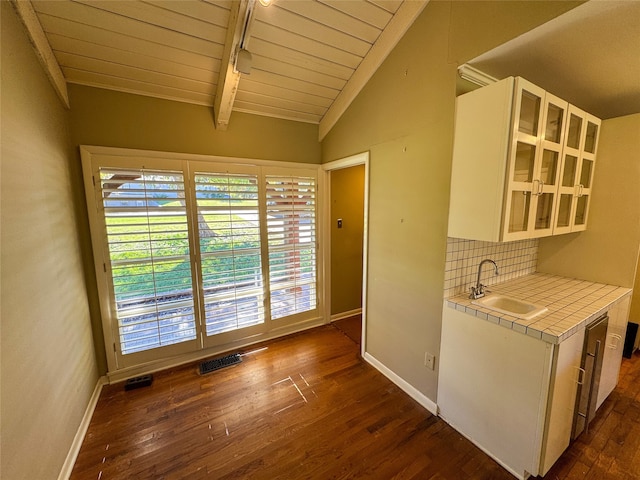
top-left (235, 48), bottom-right (252, 75)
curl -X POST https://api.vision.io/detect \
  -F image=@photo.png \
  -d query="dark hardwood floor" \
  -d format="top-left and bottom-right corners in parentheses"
top-left (332, 314), bottom-right (362, 346)
top-left (71, 320), bottom-right (640, 479)
top-left (539, 346), bottom-right (640, 480)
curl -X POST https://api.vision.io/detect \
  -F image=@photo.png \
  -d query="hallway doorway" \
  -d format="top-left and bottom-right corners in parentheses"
top-left (323, 152), bottom-right (369, 352)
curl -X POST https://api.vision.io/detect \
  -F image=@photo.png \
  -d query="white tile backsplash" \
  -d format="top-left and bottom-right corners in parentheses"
top-left (444, 237), bottom-right (538, 298)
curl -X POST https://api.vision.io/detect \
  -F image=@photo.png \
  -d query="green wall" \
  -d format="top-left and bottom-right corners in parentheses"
top-left (1, 4), bottom-right (99, 478)
top-left (321, 0), bottom-right (583, 403)
top-left (69, 84), bottom-right (322, 164)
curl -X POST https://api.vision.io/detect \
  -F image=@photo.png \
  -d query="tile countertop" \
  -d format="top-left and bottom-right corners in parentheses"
top-left (445, 272), bottom-right (632, 344)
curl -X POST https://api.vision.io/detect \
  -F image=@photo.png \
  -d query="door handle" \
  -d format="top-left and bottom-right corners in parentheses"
top-left (584, 339), bottom-right (602, 435)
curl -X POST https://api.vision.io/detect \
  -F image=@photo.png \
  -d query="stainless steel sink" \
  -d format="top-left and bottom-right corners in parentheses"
top-left (472, 294), bottom-right (548, 320)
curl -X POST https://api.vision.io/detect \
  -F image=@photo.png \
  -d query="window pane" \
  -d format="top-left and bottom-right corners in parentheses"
top-left (100, 168), bottom-right (196, 355)
top-left (266, 175), bottom-right (317, 320)
top-left (194, 172), bottom-right (264, 335)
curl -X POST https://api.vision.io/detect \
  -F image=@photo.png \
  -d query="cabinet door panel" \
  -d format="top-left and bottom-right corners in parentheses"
top-left (528, 92), bottom-right (566, 238)
top-left (518, 88), bottom-right (543, 136)
top-left (503, 78), bottom-right (547, 241)
top-left (535, 193), bottom-right (555, 230)
top-left (554, 105), bottom-right (599, 235)
top-left (556, 194), bottom-right (573, 228)
top-left (561, 154), bottom-right (578, 187)
top-left (544, 102), bottom-right (565, 144)
top-left (597, 297), bottom-right (631, 408)
top-left (574, 195), bottom-right (589, 226)
top-left (585, 121), bottom-right (599, 154)
top-left (580, 158), bottom-right (594, 188)
top-left (540, 150), bottom-right (559, 186)
top-left (508, 191), bottom-right (532, 233)
top-left (513, 142), bottom-right (536, 182)
top-left (566, 113), bottom-right (583, 149)
top-left (541, 328), bottom-right (585, 475)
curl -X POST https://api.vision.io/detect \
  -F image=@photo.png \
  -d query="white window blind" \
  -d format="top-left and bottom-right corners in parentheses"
top-left (194, 172), bottom-right (265, 335)
top-left (100, 168), bottom-right (196, 355)
top-left (265, 175), bottom-right (317, 319)
top-left (86, 150), bottom-right (322, 369)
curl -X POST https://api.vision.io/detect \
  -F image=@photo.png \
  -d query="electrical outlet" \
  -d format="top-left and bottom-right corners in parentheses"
top-left (424, 352), bottom-right (435, 370)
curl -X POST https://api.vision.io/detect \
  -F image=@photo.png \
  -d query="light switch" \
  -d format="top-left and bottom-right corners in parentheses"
top-left (337, 218), bottom-right (343, 228)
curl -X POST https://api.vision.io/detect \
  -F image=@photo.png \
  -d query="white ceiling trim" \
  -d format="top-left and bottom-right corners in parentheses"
top-left (10, 0), bottom-right (69, 108)
top-left (318, 0), bottom-right (429, 141)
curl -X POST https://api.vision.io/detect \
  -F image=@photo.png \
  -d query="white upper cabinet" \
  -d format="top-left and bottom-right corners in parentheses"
top-left (554, 106), bottom-right (601, 234)
top-left (448, 76), bottom-right (600, 242)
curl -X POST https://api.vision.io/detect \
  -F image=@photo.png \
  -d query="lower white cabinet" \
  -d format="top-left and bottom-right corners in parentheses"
top-left (438, 307), bottom-right (584, 479)
top-left (597, 296), bottom-right (632, 408)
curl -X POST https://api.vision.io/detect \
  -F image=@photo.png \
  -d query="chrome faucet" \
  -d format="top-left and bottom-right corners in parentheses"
top-left (470, 259), bottom-right (499, 299)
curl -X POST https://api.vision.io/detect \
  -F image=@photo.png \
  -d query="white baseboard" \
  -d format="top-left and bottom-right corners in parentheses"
top-left (330, 308), bottom-right (362, 322)
top-left (363, 352), bottom-right (438, 416)
top-left (57, 376), bottom-right (107, 480)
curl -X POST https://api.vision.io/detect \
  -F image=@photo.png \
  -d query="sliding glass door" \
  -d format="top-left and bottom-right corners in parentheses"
top-left (85, 152), bottom-right (319, 370)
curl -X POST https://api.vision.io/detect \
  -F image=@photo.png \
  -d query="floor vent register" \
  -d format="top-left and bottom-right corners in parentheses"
top-left (199, 353), bottom-right (242, 375)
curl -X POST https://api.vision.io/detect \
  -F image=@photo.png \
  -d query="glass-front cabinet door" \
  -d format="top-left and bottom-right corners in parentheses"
top-left (504, 79), bottom-right (543, 240)
top-left (554, 106), bottom-right (600, 234)
top-left (573, 114), bottom-right (600, 230)
top-left (532, 92), bottom-right (567, 236)
top-left (503, 79), bottom-right (566, 240)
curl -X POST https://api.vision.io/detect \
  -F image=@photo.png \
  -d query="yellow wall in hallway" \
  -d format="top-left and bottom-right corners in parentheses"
top-left (331, 165), bottom-right (365, 316)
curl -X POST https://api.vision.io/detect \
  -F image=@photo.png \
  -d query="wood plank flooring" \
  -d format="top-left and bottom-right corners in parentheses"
top-left (332, 315), bottom-right (362, 346)
top-left (71, 321), bottom-right (640, 479)
top-left (538, 346), bottom-right (640, 480)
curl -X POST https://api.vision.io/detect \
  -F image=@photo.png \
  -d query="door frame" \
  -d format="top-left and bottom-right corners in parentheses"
top-left (322, 152), bottom-right (370, 356)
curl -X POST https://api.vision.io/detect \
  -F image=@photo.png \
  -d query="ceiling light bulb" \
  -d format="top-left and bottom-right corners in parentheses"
top-left (258, 0), bottom-right (272, 6)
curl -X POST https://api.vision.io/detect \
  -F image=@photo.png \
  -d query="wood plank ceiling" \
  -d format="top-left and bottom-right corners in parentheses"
top-left (20, 0), bottom-right (427, 139)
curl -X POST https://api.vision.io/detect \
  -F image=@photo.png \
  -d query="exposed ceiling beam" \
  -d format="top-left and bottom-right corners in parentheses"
top-left (318, 0), bottom-right (429, 141)
top-left (10, 0), bottom-right (69, 108)
top-left (214, 0), bottom-right (255, 130)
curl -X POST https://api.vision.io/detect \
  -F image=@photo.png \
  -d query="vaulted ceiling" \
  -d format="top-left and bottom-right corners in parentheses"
top-left (12, 0), bottom-right (427, 140)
